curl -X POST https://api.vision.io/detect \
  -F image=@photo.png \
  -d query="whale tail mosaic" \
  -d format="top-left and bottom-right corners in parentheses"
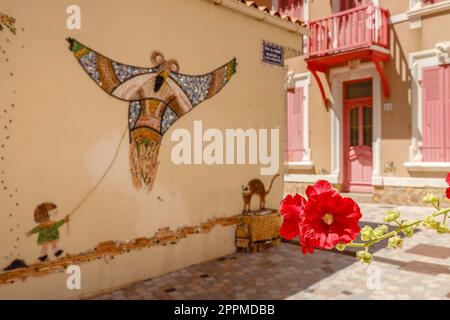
top-left (67, 38), bottom-right (237, 191)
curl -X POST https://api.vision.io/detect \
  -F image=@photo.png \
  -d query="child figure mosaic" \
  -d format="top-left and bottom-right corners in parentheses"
top-left (26, 203), bottom-right (69, 262)
top-left (67, 38), bottom-right (237, 191)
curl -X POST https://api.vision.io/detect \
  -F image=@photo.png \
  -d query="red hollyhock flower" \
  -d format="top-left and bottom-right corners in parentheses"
top-left (302, 180), bottom-right (362, 253)
top-left (279, 180), bottom-right (362, 255)
top-left (279, 194), bottom-right (307, 241)
top-left (446, 173), bottom-right (450, 199)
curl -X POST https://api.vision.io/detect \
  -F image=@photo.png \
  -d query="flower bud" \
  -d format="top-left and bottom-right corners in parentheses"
top-left (361, 226), bottom-right (375, 241)
top-left (402, 225), bottom-right (415, 238)
top-left (356, 250), bottom-right (373, 264)
top-left (401, 222), bottom-right (416, 238)
top-left (423, 215), bottom-right (438, 229)
top-left (336, 243), bottom-right (347, 251)
top-left (436, 223), bottom-right (449, 234)
top-left (374, 225), bottom-right (389, 237)
top-left (384, 209), bottom-right (400, 223)
top-left (388, 235), bottom-right (403, 249)
top-left (423, 193), bottom-right (440, 205)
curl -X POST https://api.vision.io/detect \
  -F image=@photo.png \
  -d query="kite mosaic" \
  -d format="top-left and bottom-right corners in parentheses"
top-left (67, 38), bottom-right (237, 191)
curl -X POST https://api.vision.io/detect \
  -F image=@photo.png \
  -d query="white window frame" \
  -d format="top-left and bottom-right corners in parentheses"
top-left (408, 0), bottom-right (450, 29)
top-left (285, 71), bottom-right (313, 170)
top-left (406, 43), bottom-right (450, 172)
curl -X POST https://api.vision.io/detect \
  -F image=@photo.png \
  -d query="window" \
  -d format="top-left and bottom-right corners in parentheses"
top-left (345, 80), bottom-right (373, 99)
top-left (363, 107), bottom-right (373, 147)
top-left (348, 106), bottom-right (372, 147)
top-left (349, 108), bottom-right (359, 147)
top-left (332, 0), bottom-right (372, 13)
top-left (411, 0), bottom-right (447, 10)
top-left (421, 65), bottom-right (450, 162)
top-left (286, 87), bottom-right (304, 162)
top-left (278, 0), bottom-right (305, 19)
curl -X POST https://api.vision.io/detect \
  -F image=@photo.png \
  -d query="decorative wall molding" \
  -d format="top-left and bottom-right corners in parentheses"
top-left (389, 12), bottom-right (409, 25)
top-left (436, 41), bottom-right (450, 65)
top-left (389, 1), bottom-right (450, 27)
top-left (404, 162), bottom-right (450, 172)
top-left (0, 215), bottom-right (241, 286)
top-left (286, 161), bottom-right (315, 170)
top-left (408, 0), bottom-right (450, 29)
top-left (372, 176), bottom-right (448, 188)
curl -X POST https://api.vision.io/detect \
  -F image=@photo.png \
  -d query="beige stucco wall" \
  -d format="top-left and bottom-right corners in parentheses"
top-left (286, 0), bottom-right (450, 181)
top-left (0, 0), bottom-right (301, 299)
top-left (379, 1), bottom-right (450, 178)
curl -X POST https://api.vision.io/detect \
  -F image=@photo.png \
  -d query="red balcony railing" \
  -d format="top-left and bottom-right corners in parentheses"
top-left (307, 5), bottom-right (390, 59)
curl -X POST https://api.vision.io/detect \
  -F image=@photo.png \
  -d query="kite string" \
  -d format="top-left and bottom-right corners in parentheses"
top-left (65, 125), bottom-right (129, 234)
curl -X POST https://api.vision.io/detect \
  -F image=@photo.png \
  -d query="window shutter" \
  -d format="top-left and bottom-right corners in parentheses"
top-left (286, 87), bottom-right (304, 162)
top-left (422, 66), bottom-right (445, 162)
top-left (445, 66), bottom-right (450, 161)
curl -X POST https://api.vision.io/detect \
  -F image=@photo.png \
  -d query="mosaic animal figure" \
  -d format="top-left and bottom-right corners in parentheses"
top-left (242, 174), bottom-right (280, 213)
top-left (67, 38), bottom-right (237, 191)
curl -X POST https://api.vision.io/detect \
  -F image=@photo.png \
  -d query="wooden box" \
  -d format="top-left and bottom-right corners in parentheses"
top-left (236, 210), bottom-right (282, 253)
top-left (236, 225), bottom-right (249, 238)
top-left (236, 238), bottom-right (249, 249)
top-left (241, 211), bottom-right (281, 242)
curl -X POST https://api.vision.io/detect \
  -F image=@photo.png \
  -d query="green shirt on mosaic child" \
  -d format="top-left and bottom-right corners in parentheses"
top-left (30, 219), bottom-right (66, 245)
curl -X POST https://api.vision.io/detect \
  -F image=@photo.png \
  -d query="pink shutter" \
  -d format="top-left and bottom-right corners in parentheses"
top-left (445, 66), bottom-right (450, 161)
top-left (422, 66), bottom-right (445, 162)
top-left (287, 87), bottom-right (304, 162)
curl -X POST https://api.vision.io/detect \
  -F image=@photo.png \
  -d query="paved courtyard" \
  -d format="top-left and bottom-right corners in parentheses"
top-left (93, 203), bottom-right (450, 300)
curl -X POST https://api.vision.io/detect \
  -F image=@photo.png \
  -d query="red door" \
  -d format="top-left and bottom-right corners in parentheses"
top-left (343, 98), bottom-right (373, 193)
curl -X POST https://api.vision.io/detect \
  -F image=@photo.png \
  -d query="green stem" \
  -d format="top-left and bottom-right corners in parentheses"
top-left (347, 207), bottom-right (450, 249)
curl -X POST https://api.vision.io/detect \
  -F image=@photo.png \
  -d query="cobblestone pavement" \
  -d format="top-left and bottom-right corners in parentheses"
top-left (94, 204), bottom-right (450, 300)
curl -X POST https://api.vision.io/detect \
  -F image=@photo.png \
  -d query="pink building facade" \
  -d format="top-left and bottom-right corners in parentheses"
top-left (257, 0), bottom-right (450, 205)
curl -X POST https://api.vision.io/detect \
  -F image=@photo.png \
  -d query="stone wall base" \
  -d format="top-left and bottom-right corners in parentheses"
top-left (373, 186), bottom-right (449, 207)
top-left (284, 182), bottom-right (449, 207)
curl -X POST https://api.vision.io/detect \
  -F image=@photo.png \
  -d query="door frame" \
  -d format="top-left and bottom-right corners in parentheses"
top-left (329, 62), bottom-right (382, 188)
top-left (342, 78), bottom-right (374, 192)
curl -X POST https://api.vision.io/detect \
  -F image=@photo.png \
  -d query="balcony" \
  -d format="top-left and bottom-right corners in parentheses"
top-left (305, 5), bottom-right (391, 107)
top-left (307, 5), bottom-right (389, 59)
